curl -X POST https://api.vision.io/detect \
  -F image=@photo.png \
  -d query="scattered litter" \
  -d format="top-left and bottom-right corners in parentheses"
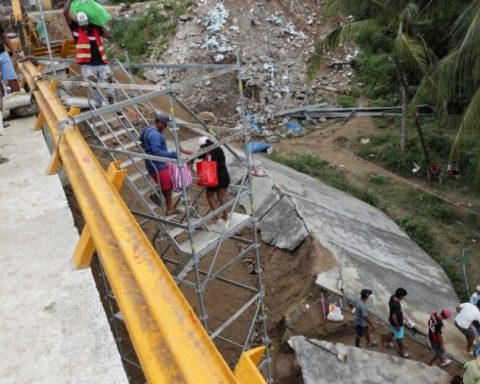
top-left (229, 25), bottom-right (240, 33)
top-left (412, 162), bottom-right (420, 173)
top-left (266, 14), bottom-right (284, 26)
top-left (360, 138), bottom-right (370, 145)
top-left (248, 113), bottom-right (261, 134)
top-left (284, 119), bottom-right (303, 133)
top-left (285, 22), bottom-right (298, 36)
top-left (214, 54), bottom-right (225, 62)
top-left (327, 304), bottom-right (344, 322)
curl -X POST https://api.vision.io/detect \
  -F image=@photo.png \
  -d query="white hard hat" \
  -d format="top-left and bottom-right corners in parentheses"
top-left (76, 12), bottom-right (89, 26)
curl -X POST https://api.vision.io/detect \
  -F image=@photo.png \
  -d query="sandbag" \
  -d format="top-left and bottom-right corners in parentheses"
top-left (71, 0), bottom-right (111, 27)
top-left (2, 92), bottom-right (31, 111)
top-left (61, 96), bottom-right (98, 110)
top-left (11, 104), bottom-right (39, 118)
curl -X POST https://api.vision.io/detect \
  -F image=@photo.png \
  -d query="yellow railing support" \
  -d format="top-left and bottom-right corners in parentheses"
top-left (33, 112), bottom-right (45, 131)
top-left (234, 347), bottom-right (267, 384)
top-left (46, 107), bottom-right (80, 175)
top-left (19, 59), bottom-right (266, 384)
top-left (74, 161), bottom-right (126, 269)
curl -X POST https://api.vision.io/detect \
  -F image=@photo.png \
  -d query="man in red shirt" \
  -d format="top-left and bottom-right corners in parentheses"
top-left (428, 308), bottom-right (452, 367)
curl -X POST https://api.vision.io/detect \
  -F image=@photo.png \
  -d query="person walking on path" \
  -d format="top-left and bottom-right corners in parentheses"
top-left (455, 302), bottom-right (480, 354)
top-left (0, 24), bottom-right (21, 94)
top-left (64, 0), bottom-right (115, 106)
top-left (382, 287), bottom-right (409, 358)
top-left (428, 308), bottom-right (453, 367)
top-left (463, 344), bottom-right (480, 384)
top-left (140, 113), bottom-right (192, 216)
top-left (470, 286), bottom-right (480, 306)
top-left (198, 136), bottom-right (231, 222)
top-left (354, 289), bottom-right (377, 348)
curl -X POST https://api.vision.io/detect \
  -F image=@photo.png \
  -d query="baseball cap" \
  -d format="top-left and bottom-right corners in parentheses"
top-left (198, 136), bottom-right (209, 146)
top-left (76, 12), bottom-right (89, 27)
top-left (441, 308), bottom-right (452, 319)
top-left (155, 113), bottom-right (171, 123)
top-left (361, 289), bottom-right (372, 299)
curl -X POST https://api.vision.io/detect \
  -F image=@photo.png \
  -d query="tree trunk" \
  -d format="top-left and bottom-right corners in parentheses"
top-left (396, 61), bottom-right (410, 152)
top-left (414, 112), bottom-right (430, 164)
top-left (400, 84), bottom-right (409, 152)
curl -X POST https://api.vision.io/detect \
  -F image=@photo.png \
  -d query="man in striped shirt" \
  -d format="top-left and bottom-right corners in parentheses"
top-left (64, 0), bottom-right (114, 106)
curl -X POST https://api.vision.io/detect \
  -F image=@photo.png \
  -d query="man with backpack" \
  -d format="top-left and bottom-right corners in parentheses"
top-left (64, 0), bottom-right (115, 106)
top-left (427, 308), bottom-right (453, 367)
top-left (140, 113), bottom-right (192, 215)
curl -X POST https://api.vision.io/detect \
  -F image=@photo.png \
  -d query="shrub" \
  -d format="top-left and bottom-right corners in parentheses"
top-left (399, 216), bottom-right (438, 256)
top-left (354, 52), bottom-right (398, 102)
top-left (337, 95), bottom-right (356, 108)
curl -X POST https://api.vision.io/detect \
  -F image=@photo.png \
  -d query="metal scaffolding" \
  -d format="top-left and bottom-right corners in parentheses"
top-left (42, 54), bottom-right (272, 382)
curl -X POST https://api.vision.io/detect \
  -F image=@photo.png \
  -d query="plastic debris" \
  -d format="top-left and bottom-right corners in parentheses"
top-left (247, 142), bottom-right (271, 153)
top-left (284, 119), bottom-right (303, 133)
top-left (202, 3), bottom-right (229, 32)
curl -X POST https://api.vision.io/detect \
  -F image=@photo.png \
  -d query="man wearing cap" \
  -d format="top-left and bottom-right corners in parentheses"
top-left (64, 0), bottom-right (114, 106)
top-left (140, 114), bottom-right (192, 215)
top-left (428, 309), bottom-right (453, 367)
top-left (455, 301), bottom-right (480, 353)
top-left (354, 289), bottom-right (376, 348)
top-left (470, 286), bottom-right (480, 306)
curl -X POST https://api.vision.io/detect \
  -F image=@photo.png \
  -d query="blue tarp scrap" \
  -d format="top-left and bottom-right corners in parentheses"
top-left (284, 119), bottom-right (303, 133)
top-left (248, 112), bottom-right (261, 134)
top-left (247, 142), bottom-right (271, 153)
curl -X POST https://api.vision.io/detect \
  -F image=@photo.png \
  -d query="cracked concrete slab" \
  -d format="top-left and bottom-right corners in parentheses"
top-left (289, 336), bottom-right (449, 384)
top-left (224, 150), bottom-right (465, 361)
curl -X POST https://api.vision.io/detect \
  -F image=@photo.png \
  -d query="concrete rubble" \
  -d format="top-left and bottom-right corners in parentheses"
top-left (289, 336), bottom-right (449, 384)
top-left (143, 0), bottom-right (361, 128)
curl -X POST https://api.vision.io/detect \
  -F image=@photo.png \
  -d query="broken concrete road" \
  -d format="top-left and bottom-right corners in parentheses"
top-left (228, 152), bottom-right (466, 362)
top-left (289, 336), bottom-right (449, 384)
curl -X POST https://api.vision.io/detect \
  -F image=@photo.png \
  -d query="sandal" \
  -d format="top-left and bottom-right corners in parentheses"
top-left (367, 341), bottom-right (378, 347)
top-left (383, 342), bottom-right (395, 349)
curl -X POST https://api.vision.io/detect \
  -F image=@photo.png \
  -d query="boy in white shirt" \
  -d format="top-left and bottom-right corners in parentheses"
top-left (455, 301), bottom-right (480, 353)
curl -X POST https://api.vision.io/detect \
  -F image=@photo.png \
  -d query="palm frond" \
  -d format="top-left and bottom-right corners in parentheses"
top-left (451, 0), bottom-right (480, 89)
top-left (399, 2), bottom-right (419, 28)
top-left (394, 32), bottom-right (429, 72)
top-left (451, 86), bottom-right (480, 163)
top-left (326, 19), bottom-right (380, 50)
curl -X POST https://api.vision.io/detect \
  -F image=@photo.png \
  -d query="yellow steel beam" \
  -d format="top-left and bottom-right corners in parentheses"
top-left (74, 161), bottom-right (126, 269)
top-left (19, 60), bottom-right (266, 384)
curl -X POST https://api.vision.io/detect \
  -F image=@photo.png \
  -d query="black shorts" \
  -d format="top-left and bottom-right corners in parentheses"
top-left (355, 325), bottom-right (368, 337)
top-left (455, 321), bottom-right (475, 339)
top-left (431, 342), bottom-right (444, 357)
top-left (207, 170), bottom-right (230, 192)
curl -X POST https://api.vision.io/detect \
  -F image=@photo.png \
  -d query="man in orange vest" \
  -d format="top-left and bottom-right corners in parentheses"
top-left (64, 0), bottom-right (115, 106)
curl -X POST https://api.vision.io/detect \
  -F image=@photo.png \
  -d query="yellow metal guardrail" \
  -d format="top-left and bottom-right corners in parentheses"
top-left (19, 60), bottom-right (266, 384)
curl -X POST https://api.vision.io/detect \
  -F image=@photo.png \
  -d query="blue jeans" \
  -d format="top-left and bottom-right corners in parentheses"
top-left (0, 51), bottom-right (18, 80)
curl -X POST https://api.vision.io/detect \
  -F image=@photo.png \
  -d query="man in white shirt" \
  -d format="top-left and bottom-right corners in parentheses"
top-left (470, 285), bottom-right (480, 306)
top-left (455, 302), bottom-right (480, 353)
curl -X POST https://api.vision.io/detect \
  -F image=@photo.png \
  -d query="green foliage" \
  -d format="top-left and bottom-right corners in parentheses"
top-left (399, 216), bottom-right (438, 255)
top-left (110, 3), bottom-right (189, 61)
top-left (355, 52), bottom-right (399, 102)
top-left (268, 154), bottom-right (385, 211)
top-left (337, 94), bottom-right (356, 108)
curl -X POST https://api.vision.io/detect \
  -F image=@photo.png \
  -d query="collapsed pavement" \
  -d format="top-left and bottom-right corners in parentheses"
top-left (225, 150), bottom-right (467, 363)
top-left (289, 336), bottom-right (449, 384)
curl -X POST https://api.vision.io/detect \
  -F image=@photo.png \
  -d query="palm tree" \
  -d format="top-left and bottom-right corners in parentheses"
top-left (312, 0), bottom-right (432, 155)
top-left (412, 0), bottom-right (480, 181)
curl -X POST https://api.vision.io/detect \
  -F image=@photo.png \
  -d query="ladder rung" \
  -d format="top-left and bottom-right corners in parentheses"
top-left (120, 157), bottom-right (143, 169)
top-left (128, 171), bottom-right (145, 182)
top-left (167, 227), bottom-right (185, 238)
top-left (99, 127), bottom-right (135, 142)
top-left (115, 141), bottom-right (139, 151)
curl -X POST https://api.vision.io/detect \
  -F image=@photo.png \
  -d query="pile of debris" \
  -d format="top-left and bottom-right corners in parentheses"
top-left (151, 0), bottom-right (359, 125)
